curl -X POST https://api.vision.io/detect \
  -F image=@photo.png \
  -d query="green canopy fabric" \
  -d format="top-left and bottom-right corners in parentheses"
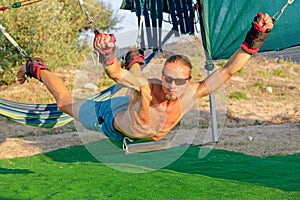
top-left (199, 0), bottom-right (300, 60)
top-left (121, 0), bottom-right (300, 60)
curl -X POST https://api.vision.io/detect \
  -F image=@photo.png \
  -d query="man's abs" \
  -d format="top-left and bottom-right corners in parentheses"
top-left (114, 102), bottom-right (182, 141)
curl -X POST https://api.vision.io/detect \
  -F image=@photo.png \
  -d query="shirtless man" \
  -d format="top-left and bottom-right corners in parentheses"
top-left (17, 12), bottom-right (274, 142)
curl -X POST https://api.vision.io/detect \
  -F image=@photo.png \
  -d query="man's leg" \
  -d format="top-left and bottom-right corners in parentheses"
top-left (39, 70), bottom-right (83, 120)
top-left (17, 65), bottom-right (82, 121)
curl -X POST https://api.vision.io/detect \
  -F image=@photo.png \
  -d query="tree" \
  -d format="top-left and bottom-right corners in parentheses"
top-left (0, 0), bottom-right (118, 85)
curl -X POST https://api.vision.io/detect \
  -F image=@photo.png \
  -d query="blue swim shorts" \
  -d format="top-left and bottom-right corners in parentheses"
top-left (79, 96), bottom-right (130, 141)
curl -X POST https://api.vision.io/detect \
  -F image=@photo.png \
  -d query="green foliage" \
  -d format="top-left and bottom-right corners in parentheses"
top-left (0, 0), bottom-right (118, 85)
top-left (217, 60), bottom-right (243, 75)
top-left (253, 80), bottom-right (265, 90)
top-left (257, 69), bottom-right (288, 78)
top-left (257, 69), bottom-right (268, 77)
top-left (97, 73), bottom-right (115, 88)
top-left (229, 91), bottom-right (249, 100)
top-left (217, 61), bottom-right (227, 67)
top-left (271, 69), bottom-right (287, 77)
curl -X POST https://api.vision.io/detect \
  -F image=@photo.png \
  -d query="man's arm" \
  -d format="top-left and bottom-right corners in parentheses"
top-left (94, 34), bottom-right (146, 92)
top-left (195, 12), bottom-right (274, 97)
top-left (197, 48), bottom-right (251, 96)
top-left (104, 58), bottom-right (144, 92)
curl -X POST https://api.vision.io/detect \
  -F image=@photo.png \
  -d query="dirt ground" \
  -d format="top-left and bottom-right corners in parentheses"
top-left (0, 54), bottom-right (299, 159)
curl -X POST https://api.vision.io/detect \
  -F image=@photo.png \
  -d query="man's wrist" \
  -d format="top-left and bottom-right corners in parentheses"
top-left (241, 12), bottom-right (272, 55)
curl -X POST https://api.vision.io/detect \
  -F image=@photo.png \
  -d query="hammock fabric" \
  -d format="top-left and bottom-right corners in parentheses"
top-left (0, 85), bottom-right (118, 128)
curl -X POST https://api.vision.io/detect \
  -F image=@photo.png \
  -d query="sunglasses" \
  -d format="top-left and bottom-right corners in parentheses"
top-left (162, 74), bottom-right (190, 85)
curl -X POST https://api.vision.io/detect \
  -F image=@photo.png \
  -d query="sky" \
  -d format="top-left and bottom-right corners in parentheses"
top-left (102, 0), bottom-right (138, 33)
top-left (102, 0), bottom-right (140, 47)
top-left (78, 0), bottom-right (139, 47)
top-left (100, 0), bottom-right (174, 47)
top-left (88, 0), bottom-right (202, 54)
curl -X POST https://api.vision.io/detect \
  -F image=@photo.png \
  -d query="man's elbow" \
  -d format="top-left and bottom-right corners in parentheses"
top-left (220, 67), bottom-right (234, 83)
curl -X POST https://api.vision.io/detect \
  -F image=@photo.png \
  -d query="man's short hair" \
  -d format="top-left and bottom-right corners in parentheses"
top-left (163, 54), bottom-right (192, 76)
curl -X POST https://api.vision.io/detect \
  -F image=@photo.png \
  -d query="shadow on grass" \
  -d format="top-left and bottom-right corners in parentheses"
top-left (0, 168), bottom-right (33, 174)
top-left (44, 139), bottom-right (300, 192)
top-left (0, 197), bottom-right (20, 200)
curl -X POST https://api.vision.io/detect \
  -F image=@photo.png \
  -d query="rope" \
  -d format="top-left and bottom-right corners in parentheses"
top-left (0, 0), bottom-right (42, 11)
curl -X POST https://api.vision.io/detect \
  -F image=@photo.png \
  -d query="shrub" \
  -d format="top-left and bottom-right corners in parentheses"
top-left (229, 91), bottom-right (249, 100)
top-left (0, 0), bottom-right (118, 85)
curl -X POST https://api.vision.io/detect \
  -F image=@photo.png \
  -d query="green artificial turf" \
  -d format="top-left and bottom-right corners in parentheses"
top-left (0, 140), bottom-right (299, 200)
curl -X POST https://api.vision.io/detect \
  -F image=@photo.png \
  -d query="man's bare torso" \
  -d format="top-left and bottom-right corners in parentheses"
top-left (114, 79), bottom-right (197, 141)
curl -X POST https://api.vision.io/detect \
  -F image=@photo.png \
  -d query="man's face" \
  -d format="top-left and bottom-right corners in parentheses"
top-left (161, 62), bottom-right (191, 101)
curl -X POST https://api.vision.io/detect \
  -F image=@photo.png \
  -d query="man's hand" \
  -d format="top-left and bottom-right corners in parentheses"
top-left (122, 46), bottom-right (145, 70)
top-left (17, 56), bottom-right (49, 83)
top-left (241, 12), bottom-right (274, 54)
top-left (256, 12), bottom-right (273, 32)
top-left (93, 33), bottom-right (116, 65)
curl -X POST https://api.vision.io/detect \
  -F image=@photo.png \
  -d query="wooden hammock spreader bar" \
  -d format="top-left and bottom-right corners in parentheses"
top-left (122, 137), bottom-right (173, 154)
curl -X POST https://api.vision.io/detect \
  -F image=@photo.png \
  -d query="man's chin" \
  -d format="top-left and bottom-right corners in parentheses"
top-left (165, 93), bottom-right (178, 101)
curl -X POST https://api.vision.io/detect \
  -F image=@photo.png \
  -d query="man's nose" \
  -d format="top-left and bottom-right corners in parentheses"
top-left (170, 80), bottom-right (177, 88)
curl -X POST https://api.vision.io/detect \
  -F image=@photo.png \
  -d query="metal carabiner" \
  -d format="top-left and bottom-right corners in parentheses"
top-left (288, 0), bottom-right (295, 4)
top-left (272, 0), bottom-right (295, 21)
top-left (122, 137), bottom-right (134, 153)
top-left (91, 49), bottom-right (100, 66)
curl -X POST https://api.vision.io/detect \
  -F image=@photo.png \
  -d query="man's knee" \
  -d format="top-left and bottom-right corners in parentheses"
top-left (57, 98), bottom-right (78, 119)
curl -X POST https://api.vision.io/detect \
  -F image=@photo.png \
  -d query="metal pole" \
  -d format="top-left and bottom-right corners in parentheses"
top-left (205, 60), bottom-right (218, 143)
